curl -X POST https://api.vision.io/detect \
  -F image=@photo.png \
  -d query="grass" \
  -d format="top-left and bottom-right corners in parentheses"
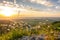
top-left (0, 20), bottom-right (60, 40)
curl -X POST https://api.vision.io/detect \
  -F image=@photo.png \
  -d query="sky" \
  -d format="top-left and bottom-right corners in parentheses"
top-left (0, 0), bottom-right (60, 17)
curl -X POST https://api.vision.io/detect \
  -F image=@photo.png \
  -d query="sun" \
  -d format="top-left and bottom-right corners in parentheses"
top-left (1, 6), bottom-right (15, 16)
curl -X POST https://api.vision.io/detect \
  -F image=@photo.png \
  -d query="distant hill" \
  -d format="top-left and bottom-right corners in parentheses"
top-left (0, 20), bottom-right (13, 24)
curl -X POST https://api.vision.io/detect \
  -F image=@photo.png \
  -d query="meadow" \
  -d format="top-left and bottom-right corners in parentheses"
top-left (0, 18), bottom-right (60, 40)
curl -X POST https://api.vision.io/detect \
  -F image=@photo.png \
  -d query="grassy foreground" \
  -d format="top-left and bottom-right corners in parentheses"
top-left (0, 20), bottom-right (60, 40)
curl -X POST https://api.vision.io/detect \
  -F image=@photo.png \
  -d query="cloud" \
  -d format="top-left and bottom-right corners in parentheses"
top-left (57, 0), bottom-right (60, 3)
top-left (55, 6), bottom-right (60, 9)
top-left (20, 10), bottom-right (60, 17)
top-left (29, 0), bottom-right (53, 7)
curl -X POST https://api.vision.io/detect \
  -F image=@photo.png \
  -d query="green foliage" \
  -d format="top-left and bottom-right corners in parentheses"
top-left (52, 21), bottom-right (60, 30)
top-left (0, 20), bottom-right (60, 40)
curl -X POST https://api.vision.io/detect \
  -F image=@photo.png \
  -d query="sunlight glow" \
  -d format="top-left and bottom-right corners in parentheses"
top-left (0, 6), bottom-right (17, 16)
top-left (1, 7), bottom-right (14, 16)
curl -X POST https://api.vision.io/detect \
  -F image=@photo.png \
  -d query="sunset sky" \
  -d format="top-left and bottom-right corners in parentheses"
top-left (0, 0), bottom-right (60, 17)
